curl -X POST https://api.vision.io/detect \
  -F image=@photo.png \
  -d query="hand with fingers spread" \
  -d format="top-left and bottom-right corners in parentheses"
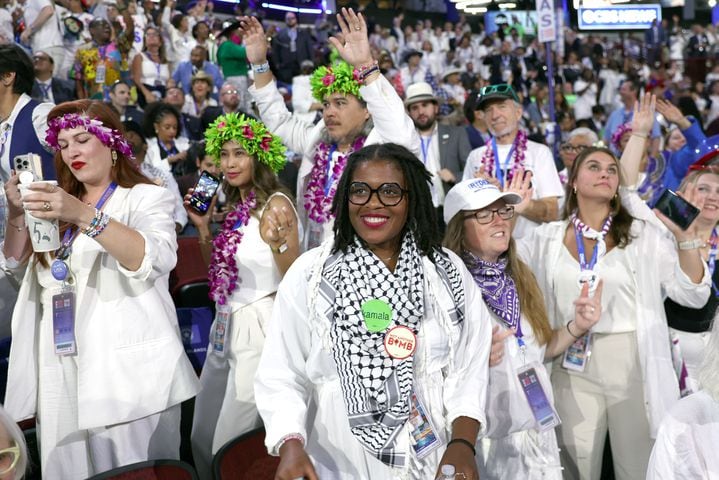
top-left (329, 7), bottom-right (374, 69)
top-left (506, 167), bottom-right (533, 215)
top-left (237, 16), bottom-right (269, 65)
top-left (656, 98), bottom-right (692, 130)
top-left (572, 281), bottom-right (603, 334)
top-left (489, 325), bottom-right (515, 367)
top-left (631, 92), bottom-right (656, 138)
top-left (473, 164), bottom-right (501, 189)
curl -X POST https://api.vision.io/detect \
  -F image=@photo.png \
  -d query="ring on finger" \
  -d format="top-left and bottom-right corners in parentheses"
top-left (43, 201), bottom-right (52, 211)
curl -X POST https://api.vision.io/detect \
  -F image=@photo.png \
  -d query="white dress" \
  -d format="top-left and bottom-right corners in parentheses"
top-left (254, 246), bottom-right (493, 479)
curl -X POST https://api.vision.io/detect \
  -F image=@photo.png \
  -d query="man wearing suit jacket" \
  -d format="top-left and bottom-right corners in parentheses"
top-left (483, 40), bottom-right (523, 92)
top-left (405, 81), bottom-right (471, 230)
top-left (31, 51), bottom-right (77, 105)
top-left (271, 12), bottom-right (314, 84)
top-left (644, 19), bottom-right (667, 67)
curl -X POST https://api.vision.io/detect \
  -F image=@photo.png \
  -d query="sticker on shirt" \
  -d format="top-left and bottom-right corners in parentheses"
top-left (52, 287), bottom-right (77, 356)
top-left (361, 299), bottom-right (392, 333)
top-left (409, 390), bottom-right (442, 459)
top-left (384, 326), bottom-right (417, 359)
top-left (577, 270), bottom-right (600, 296)
top-left (562, 332), bottom-right (592, 372)
top-left (212, 304), bottom-right (232, 356)
top-left (517, 362), bottom-right (561, 432)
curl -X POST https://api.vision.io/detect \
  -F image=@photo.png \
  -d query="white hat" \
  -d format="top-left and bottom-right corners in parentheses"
top-left (443, 178), bottom-right (522, 224)
top-left (442, 67), bottom-right (463, 81)
top-left (404, 82), bottom-right (437, 107)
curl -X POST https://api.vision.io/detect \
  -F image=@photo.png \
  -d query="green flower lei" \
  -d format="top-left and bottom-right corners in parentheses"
top-left (204, 113), bottom-right (286, 174)
top-left (309, 60), bottom-right (362, 101)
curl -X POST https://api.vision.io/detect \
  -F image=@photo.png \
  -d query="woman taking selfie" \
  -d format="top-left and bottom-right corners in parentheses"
top-left (255, 143), bottom-right (492, 480)
top-left (519, 94), bottom-right (711, 479)
top-left (2, 100), bottom-right (199, 479)
top-left (185, 113), bottom-right (301, 479)
top-left (442, 177), bottom-right (603, 479)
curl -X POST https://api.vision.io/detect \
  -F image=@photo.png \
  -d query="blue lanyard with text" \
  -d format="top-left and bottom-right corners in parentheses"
top-left (491, 137), bottom-right (515, 188)
top-left (324, 144), bottom-right (337, 195)
top-left (420, 136), bottom-right (432, 165)
top-left (573, 225), bottom-right (598, 271)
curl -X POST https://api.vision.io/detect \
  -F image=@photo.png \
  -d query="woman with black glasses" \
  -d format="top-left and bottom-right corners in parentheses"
top-left (255, 143), bottom-right (492, 480)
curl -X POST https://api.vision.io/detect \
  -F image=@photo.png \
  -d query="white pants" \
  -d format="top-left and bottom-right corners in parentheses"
top-left (670, 328), bottom-right (711, 392)
top-left (191, 295), bottom-right (272, 479)
top-left (551, 331), bottom-right (653, 480)
top-left (477, 428), bottom-right (563, 480)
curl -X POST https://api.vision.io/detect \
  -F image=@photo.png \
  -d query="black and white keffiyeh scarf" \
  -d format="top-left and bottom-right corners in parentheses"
top-left (317, 232), bottom-right (465, 467)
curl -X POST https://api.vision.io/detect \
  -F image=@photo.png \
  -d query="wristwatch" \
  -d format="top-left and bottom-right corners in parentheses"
top-left (252, 62), bottom-right (271, 74)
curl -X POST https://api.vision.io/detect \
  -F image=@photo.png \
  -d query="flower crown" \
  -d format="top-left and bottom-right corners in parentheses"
top-left (611, 122), bottom-right (632, 151)
top-left (45, 113), bottom-right (135, 160)
top-left (310, 61), bottom-right (362, 102)
top-left (204, 113), bottom-right (286, 173)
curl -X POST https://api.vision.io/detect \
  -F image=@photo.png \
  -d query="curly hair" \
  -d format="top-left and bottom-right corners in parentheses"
top-left (331, 143), bottom-right (441, 259)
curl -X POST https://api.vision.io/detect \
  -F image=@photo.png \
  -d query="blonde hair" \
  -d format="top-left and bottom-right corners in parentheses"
top-left (443, 214), bottom-right (553, 346)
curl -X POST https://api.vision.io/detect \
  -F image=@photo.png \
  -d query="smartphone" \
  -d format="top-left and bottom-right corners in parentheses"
top-left (189, 170), bottom-right (220, 214)
top-left (13, 153), bottom-right (44, 181)
top-left (655, 189), bottom-right (700, 231)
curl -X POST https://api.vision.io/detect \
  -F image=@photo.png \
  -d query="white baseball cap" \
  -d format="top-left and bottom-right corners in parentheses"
top-left (443, 178), bottom-right (522, 224)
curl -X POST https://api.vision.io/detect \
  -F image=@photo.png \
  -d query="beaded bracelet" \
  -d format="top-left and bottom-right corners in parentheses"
top-left (82, 209), bottom-right (110, 238)
top-left (356, 61), bottom-right (379, 84)
top-left (276, 433), bottom-right (305, 452)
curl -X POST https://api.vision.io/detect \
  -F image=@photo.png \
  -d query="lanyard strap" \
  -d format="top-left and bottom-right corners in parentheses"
top-left (574, 226), bottom-right (599, 270)
top-left (491, 137), bottom-right (515, 188)
top-left (420, 136), bottom-right (432, 165)
top-left (324, 144), bottom-right (338, 196)
top-left (708, 229), bottom-right (718, 295)
top-left (56, 182), bottom-right (118, 259)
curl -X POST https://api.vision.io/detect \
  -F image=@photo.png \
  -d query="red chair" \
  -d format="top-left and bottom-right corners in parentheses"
top-left (85, 460), bottom-right (199, 480)
top-left (212, 428), bottom-right (279, 480)
top-left (171, 236), bottom-right (209, 301)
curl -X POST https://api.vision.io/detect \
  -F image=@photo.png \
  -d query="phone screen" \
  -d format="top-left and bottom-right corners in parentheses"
top-left (189, 171), bottom-right (220, 214)
top-left (655, 189), bottom-right (700, 230)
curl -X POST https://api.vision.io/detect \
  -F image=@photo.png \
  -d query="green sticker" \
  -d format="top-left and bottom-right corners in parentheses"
top-left (362, 299), bottom-right (393, 332)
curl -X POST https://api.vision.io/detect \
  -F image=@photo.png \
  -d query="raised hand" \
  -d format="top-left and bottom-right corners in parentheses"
top-left (183, 188), bottom-right (216, 231)
top-left (654, 182), bottom-right (704, 241)
top-left (238, 16), bottom-right (269, 65)
top-left (573, 281), bottom-right (603, 332)
top-left (328, 8), bottom-right (374, 68)
top-left (506, 167), bottom-right (533, 215)
top-left (656, 98), bottom-right (691, 129)
top-left (631, 92), bottom-right (656, 138)
top-left (473, 163), bottom-right (502, 189)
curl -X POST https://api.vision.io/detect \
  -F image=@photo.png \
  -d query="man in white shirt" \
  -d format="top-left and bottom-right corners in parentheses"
top-left (405, 82), bottom-right (471, 229)
top-left (19, 0), bottom-right (66, 78)
top-left (463, 84), bottom-right (563, 238)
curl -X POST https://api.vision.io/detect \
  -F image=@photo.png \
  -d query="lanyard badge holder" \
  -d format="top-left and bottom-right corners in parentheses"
top-left (211, 304), bottom-right (231, 356)
top-left (408, 390), bottom-right (442, 459)
top-left (517, 363), bottom-right (561, 431)
top-left (562, 225), bottom-right (600, 372)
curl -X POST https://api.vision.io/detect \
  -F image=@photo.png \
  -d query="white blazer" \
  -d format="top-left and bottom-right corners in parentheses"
top-left (6, 184), bottom-right (200, 429)
top-left (145, 136), bottom-right (192, 174)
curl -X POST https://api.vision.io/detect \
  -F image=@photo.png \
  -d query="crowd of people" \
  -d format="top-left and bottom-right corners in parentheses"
top-left (0, 1), bottom-right (718, 479)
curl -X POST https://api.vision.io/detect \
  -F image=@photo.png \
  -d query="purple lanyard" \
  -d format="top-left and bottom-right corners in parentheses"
top-left (708, 229), bottom-right (718, 295)
top-left (324, 144), bottom-right (337, 195)
top-left (56, 182), bottom-right (117, 259)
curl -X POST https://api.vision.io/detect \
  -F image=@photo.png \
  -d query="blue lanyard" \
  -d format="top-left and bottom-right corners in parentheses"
top-left (491, 137), bottom-right (515, 188)
top-left (573, 225), bottom-right (599, 271)
top-left (708, 229), bottom-right (718, 295)
top-left (420, 136), bottom-right (432, 165)
top-left (158, 140), bottom-right (178, 157)
top-left (56, 182), bottom-right (118, 259)
top-left (324, 144), bottom-right (337, 195)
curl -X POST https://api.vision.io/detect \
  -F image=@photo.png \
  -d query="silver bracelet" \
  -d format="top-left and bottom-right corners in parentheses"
top-left (252, 61), bottom-right (270, 74)
top-left (677, 238), bottom-right (703, 250)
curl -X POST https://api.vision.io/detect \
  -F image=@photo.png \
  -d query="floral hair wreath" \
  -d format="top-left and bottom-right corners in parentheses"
top-left (45, 113), bottom-right (135, 160)
top-left (309, 60), bottom-right (362, 102)
top-left (611, 122), bottom-right (632, 151)
top-left (204, 113), bottom-right (286, 174)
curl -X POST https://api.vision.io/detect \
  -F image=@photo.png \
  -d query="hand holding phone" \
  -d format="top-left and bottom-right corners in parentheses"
top-left (188, 171), bottom-right (220, 214)
top-left (654, 189), bottom-right (700, 231)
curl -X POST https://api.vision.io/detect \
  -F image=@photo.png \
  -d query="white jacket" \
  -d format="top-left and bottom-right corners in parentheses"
top-left (517, 212), bottom-right (711, 437)
top-left (254, 245), bottom-right (492, 479)
top-left (145, 136), bottom-right (192, 174)
top-left (6, 184), bottom-right (200, 429)
top-left (250, 75), bottom-right (421, 249)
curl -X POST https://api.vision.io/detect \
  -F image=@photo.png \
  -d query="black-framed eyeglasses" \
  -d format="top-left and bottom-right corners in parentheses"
top-left (561, 144), bottom-right (589, 153)
top-left (348, 182), bottom-right (408, 206)
top-left (0, 443), bottom-right (20, 475)
top-left (464, 206), bottom-right (515, 224)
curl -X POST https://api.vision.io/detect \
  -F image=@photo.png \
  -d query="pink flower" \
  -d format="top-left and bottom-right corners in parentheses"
top-left (353, 69), bottom-right (361, 82)
top-left (217, 121), bottom-right (226, 130)
top-left (242, 125), bottom-right (254, 139)
top-left (322, 74), bottom-right (336, 86)
top-left (260, 135), bottom-right (272, 152)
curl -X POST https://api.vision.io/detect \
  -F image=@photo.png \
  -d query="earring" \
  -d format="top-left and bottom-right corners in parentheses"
top-left (573, 186), bottom-right (577, 194)
top-left (111, 150), bottom-right (118, 167)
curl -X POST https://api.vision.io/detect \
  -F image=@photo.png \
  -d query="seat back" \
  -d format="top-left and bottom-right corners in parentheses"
top-left (212, 428), bottom-right (279, 480)
top-left (176, 306), bottom-right (213, 373)
top-left (85, 459), bottom-right (199, 480)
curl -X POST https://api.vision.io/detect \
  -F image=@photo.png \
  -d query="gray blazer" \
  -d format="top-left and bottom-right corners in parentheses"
top-left (437, 123), bottom-right (472, 194)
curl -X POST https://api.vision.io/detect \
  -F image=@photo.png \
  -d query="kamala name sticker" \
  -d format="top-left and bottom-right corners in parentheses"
top-left (362, 299), bottom-right (393, 332)
top-left (384, 326), bottom-right (417, 359)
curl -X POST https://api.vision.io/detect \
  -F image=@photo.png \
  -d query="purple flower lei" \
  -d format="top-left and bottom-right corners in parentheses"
top-left (480, 129), bottom-right (528, 184)
top-left (611, 122), bottom-right (632, 151)
top-left (304, 136), bottom-right (366, 224)
top-left (46, 113), bottom-right (135, 160)
top-left (208, 191), bottom-right (257, 306)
